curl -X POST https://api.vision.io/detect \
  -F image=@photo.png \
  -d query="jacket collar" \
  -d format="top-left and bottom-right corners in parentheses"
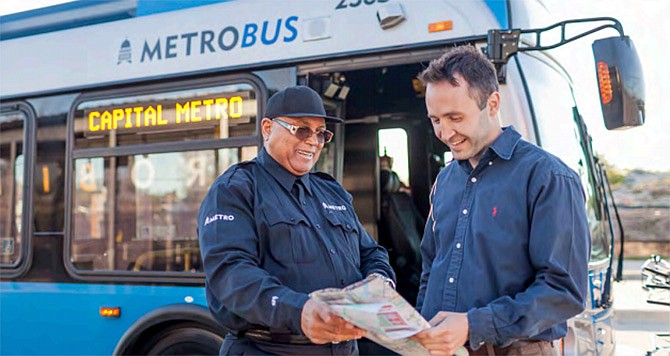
top-left (257, 148), bottom-right (312, 195)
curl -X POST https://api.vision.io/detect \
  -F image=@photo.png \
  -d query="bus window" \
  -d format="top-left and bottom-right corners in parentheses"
top-left (0, 111), bottom-right (26, 266)
top-left (71, 147), bottom-right (255, 273)
top-left (69, 81), bottom-right (260, 276)
top-left (378, 128), bottom-right (410, 187)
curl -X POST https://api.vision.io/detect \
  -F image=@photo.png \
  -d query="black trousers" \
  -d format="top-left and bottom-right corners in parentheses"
top-left (220, 334), bottom-right (359, 356)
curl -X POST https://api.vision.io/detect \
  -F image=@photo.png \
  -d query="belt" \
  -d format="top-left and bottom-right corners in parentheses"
top-left (236, 329), bottom-right (313, 345)
top-left (466, 340), bottom-right (552, 355)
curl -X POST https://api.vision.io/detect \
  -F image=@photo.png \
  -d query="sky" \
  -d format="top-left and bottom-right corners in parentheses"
top-left (1, 0), bottom-right (668, 172)
top-left (544, 0), bottom-right (670, 172)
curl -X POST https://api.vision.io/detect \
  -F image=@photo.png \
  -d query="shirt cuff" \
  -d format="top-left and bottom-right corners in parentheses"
top-left (467, 306), bottom-right (496, 349)
top-left (366, 268), bottom-right (395, 283)
top-left (283, 292), bottom-right (310, 335)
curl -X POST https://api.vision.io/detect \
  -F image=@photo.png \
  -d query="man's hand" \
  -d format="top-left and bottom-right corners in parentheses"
top-left (300, 298), bottom-right (367, 344)
top-left (411, 311), bottom-right (469, 355)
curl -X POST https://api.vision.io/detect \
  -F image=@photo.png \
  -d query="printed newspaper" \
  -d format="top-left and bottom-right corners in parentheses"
top-left (310, 274), bottom-right (468, 355)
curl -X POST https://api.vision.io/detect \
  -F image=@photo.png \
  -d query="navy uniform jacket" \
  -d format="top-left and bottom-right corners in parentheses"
top-left (198, 148), bottom-right (395, 336)
top-left (417, 127), bottom-right (590, 348)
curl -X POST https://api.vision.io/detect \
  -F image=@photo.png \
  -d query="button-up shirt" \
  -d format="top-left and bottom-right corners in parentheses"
top-left (417, 127), bottom-right (590, 347)
top-left (198, 148), bottom-right (394, 336)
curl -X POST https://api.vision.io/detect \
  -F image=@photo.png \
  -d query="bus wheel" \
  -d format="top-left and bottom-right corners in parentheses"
top-left (145, 324), bottom-right (223, 355)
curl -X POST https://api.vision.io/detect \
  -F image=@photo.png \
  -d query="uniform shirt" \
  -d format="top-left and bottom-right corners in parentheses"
top-left (198, 148), bottom-right (395, 336)
top-left (417, 126), bottom-right (590, 348)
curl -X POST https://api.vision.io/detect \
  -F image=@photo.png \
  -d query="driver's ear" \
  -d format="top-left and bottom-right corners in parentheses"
top-left (261, 118), bottom-right (273, 141)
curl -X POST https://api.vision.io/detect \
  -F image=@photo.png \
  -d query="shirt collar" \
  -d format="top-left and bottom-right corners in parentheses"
top-left (488, 126), bottom-right (521, 161)
top-left (257, 148), bottom-right (312, 195)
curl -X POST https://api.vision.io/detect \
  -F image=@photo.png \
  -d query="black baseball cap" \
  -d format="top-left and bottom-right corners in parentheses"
top-left (264, 85), bottom-right (343, 123)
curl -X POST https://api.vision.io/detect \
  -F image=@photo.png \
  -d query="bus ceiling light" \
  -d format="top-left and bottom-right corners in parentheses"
top-left (377, 3), bottom-right (405, 30)
top-left (100, 307), bottom-right (121, 318)
top-left (597, 61), bottom-right (613, 104)
top-left (428, 20), bottom-right (453, 33)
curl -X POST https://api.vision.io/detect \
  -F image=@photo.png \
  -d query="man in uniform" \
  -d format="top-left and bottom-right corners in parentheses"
top-left (198, 85), bottom-right (395, 355)
top-left (410, 46), bottom-right (590, 355)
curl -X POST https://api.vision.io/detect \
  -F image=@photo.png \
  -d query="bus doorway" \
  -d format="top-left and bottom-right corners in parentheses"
top-left (304, 61), bottom-right (449, 305)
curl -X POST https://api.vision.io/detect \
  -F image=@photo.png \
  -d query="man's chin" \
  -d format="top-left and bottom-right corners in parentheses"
top-left (290, 163), bottom-right (314, 176)
top-left (451, 153), bottom-right (466, 161)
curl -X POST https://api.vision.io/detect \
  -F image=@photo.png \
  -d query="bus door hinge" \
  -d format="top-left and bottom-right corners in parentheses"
top-left (485, 29), bottom-right (520, 84)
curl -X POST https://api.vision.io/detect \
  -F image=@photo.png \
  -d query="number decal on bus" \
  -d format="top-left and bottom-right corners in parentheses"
top-left (336, 0), bottom-right (388, 10)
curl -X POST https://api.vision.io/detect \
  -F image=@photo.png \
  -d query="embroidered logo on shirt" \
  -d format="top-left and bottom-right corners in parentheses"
top-left (492, 206), bottom-right (498, 217)
top-left (322, 202), bottom-right (347, 211)
top-left (204, 213), bottom-right (235, 226)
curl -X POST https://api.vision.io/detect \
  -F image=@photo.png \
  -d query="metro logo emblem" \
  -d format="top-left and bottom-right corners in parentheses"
top-left (117, 39), bottom-right (132, 64)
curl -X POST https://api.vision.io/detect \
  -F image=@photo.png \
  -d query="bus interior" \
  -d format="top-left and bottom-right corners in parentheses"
top-left (306, 59), bottom-right (450, 304)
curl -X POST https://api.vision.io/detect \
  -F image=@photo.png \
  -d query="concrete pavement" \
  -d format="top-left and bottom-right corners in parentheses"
top-left (614, 259), bottom-right (670, 355)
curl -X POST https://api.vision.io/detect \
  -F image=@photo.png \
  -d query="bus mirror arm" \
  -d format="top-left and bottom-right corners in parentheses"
top-left (485, 17), bottom-right (625, 83)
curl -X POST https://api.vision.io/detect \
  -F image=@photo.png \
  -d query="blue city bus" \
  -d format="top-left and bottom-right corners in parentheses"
top-left (0, 0), bottom-right (644, 354)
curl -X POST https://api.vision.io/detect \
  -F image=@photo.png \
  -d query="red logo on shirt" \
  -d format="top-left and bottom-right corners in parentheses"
top-left (492, 206), bottom-right (498, 217)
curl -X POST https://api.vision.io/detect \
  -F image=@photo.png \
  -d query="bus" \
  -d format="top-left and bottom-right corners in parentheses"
top-left (0, 0), bottom-right (644, 354)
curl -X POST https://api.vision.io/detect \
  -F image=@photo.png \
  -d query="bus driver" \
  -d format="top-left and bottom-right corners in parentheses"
top-left (198, 85), bottom-right (395, 355)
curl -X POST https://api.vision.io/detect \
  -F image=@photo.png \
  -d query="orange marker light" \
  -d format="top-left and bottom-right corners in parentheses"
top-left (428, 21), bottom-right (453, 33)
top-left (597, 61), bottom-right (613, 104)
top-left (42, 165), bottom-right (50, 193)
top-left (100, 307), bottom-right (121, 318)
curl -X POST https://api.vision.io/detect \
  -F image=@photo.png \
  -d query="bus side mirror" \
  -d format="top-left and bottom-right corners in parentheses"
top-left (592, 36), bottom-right (645, 130)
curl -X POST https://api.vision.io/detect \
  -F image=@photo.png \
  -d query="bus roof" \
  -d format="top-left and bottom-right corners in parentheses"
top-left (0, 0), bottom-right (505, 99)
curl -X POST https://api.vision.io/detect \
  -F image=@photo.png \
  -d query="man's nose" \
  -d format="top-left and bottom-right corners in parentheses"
top-left (437, 124), bottom-right (455, 142)
top-left (304, 130), bottom-right (320, 145)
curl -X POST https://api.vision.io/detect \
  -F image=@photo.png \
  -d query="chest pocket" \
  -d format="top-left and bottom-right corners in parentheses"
top-left (263, 208), bottom-right (317, 264)
top-left (324, 211), bottom-right (360, 266)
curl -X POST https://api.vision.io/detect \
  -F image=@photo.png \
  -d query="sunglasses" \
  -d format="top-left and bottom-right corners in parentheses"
top-left (273, 118), bottom-right (334, 144)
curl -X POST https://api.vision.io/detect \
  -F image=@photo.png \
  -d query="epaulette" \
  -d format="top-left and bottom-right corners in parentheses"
top-left (221, 159), bottom-right (256, 184)
top-left (312, 171), bottom-right (337, 182)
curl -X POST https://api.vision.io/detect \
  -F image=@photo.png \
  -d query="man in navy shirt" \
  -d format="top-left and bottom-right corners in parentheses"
top-left (410, 46), bottom-right (590, 355)
top-left (198, 85), bottom-right (395, 355)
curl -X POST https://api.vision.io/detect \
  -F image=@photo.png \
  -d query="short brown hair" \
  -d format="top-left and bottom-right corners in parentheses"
top-left (418, 45), bottom-right (498, 110)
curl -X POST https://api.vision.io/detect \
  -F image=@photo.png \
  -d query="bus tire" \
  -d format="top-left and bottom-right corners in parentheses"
top-left (144, 324), bottom-right (223, 355)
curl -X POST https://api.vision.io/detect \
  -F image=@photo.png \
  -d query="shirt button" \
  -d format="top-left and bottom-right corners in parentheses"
top-left (462, 209), bottom-right (468, 215)
top-left (449, 277), bottom-right (455, 283)
top-left (471, 177), bottom-right (477, 183)
top-left (316, 224), bottom-right (321, 229)
top-left (456, 243), bottom-right (461, 249)
top-left (488, 161), bottom-right (493, 166)
top-left (330, 248), bottom-right (336, 254)
top-left (302, 201), bottom-right (306, 205)
top-left (346, 224), bottom-right (351, 229)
